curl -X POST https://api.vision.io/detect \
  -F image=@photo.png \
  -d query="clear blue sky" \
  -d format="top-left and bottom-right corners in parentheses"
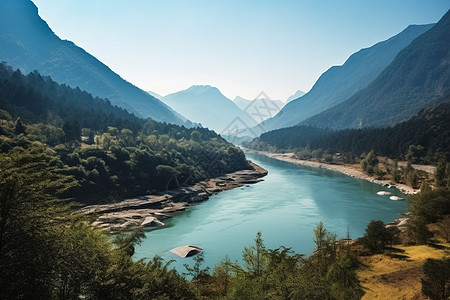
top-left (32, 0), bottom-right (450, 101)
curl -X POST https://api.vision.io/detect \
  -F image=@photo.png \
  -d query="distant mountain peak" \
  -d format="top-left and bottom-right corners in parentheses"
top-left (183, 85), bottom-right (223, 97)
top-left (162, 85), bottom-right (253, 133)
top-left (187, 85), bottom-right (216, 92)
top-left (147, 90), bottom-right (164, 99)
top-left (189, 84), bottom-right (213, 89)
top-left (286, 90), bottom-right (306, 103)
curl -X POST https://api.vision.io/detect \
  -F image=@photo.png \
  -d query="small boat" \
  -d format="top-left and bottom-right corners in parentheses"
top-left (390, 196), bottom-right (405, 201)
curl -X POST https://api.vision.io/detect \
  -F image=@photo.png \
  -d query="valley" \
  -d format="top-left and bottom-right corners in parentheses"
top-left (0, 1), bottom-right (449, 299)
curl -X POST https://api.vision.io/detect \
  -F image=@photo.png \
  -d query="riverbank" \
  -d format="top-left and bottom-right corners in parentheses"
top-left (82, 161), bottom-right (268, 231)
top-left (247, 150), bottom-right (420, 195)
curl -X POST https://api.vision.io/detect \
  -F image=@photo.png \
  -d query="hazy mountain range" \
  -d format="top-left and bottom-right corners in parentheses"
top-left (161, 85), bottom-right (256, 134)
top-left (0, 0), bottom-right (185, 125)
top-left (260, 23), bottom-right (434, 131)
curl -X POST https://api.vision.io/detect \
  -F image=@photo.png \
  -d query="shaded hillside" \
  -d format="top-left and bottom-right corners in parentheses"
top-left (260, 24), bottom-right (433, 131)
top-left (0, 0), bottom-right (185, 124)
top-left (303, 10), bottom-right (450, 129)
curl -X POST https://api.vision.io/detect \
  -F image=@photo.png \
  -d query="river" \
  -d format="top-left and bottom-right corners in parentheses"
top-left (133, 151), bottom-right (408, 272)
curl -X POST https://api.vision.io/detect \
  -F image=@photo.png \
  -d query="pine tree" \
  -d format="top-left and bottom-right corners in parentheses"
top-left (14, 117), bottom-right (26, 135)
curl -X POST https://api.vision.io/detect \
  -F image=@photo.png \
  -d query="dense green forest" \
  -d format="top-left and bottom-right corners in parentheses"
top-left (245, 99), bottom-right (450, 165)
top-left (0, 63), bottom-right (250, 204)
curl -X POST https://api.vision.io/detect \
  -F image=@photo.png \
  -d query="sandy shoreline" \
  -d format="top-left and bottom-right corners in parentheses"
top-left (247, 150), bottom-right (419, 195)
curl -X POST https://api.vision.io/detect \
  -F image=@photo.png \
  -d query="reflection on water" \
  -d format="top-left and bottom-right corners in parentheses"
top-left (134, 152), bottom-right (408, 272)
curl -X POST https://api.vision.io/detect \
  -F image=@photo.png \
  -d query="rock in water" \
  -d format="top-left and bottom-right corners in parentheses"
top-left (377, 191), bottom-right (392, 196)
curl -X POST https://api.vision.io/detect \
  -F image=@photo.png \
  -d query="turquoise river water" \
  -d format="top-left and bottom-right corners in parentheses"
top-left (134, 151), bottom-right (408, 272)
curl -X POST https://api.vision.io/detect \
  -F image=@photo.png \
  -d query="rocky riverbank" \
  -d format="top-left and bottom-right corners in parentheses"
top-left (82, 161), bottom-right (268, 231)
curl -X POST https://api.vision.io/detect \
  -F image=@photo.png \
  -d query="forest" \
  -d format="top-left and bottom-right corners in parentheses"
top-left (0, 63), bottom-right (250, 204)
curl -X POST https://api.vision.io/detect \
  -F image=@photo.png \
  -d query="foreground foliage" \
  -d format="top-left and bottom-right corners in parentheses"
top-left (422, 258), bottom-right (450, 300)
top-left (187, 226), bottom-right (364, 300)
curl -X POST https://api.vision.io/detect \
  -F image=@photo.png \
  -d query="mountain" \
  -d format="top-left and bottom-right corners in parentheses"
top-left (0, 0), bottom-right (185, 124)
top-left (162, 85), bottom-right (255, 134)
top-left (303, 10), bottom-right (450, 129)
top-left (234, 96), bottom-right (284, 122)
top-left (259, 23), bottom-right (434, 131)
top-left (147, 90), bottom-right (164, 100)
top-left (286, 90), bottom-right (306, 103)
